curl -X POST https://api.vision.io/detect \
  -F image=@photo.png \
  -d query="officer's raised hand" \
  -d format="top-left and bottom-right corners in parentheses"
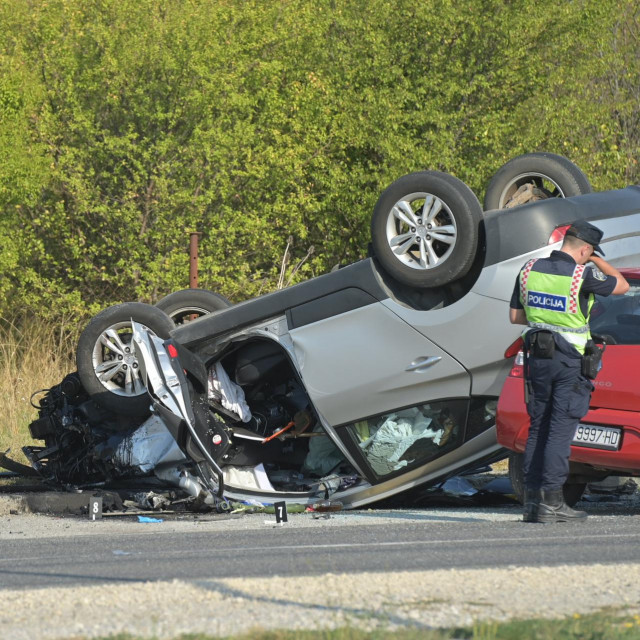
top-left (588, 254), bottom-right (629, 295)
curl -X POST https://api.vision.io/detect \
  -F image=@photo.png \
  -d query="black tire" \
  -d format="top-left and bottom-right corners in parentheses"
top-left (508, 452), bottom-right (586, 508)
top-left (484, 152), bottom-right (592, 211)
top-left (156, 289), bottom-right (231, 325)
top-left (76, 302), bottom-right (175, 417)
top-left (371, 171), bottom-right (483, 288)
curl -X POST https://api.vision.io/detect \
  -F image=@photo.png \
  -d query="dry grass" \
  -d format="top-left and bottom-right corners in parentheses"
top-left (0, 317), bottom-right (78, 463)
top-left (491, 458), bottom-right (509, 474)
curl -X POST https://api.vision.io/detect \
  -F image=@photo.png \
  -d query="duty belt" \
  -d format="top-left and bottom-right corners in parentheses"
top-left (528, 321), bottom-right (590, 334)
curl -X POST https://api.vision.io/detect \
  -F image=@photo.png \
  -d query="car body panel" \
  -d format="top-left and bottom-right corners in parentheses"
top-left (171, 258), bottom-right (389, 349)
top-left (483, 187), bottom-right (640, 266)
top-left (591, 348), bottom-right (640, 412)
top-left (498, 374), bottom-right (640, 475)
top-left (384, 292), bottom-right (519, 397)
top-left (289, 302), bottom-right (471, 427)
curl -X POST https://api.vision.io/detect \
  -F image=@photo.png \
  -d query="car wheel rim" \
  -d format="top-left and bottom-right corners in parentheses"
top-left (498, 171), bottom-right (566, 208)
top-left (166, 305), bottom-right (212, 325)
top-left (91, 321), bottom-right (148, 398)
top-left (385, 191), bottom-right (457, 271)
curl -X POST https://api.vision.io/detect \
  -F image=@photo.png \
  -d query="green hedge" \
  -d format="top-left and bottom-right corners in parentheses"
top-left (0, 0), bottom-right (637, 320)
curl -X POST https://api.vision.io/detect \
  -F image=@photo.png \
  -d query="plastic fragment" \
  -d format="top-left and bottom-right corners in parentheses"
top-left (440, 476), bottom-right (477, 497)
top-left (137, 515), bottom-right (163, 523)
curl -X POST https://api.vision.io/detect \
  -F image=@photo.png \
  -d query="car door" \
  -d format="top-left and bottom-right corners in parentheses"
top-left (288, 300), bottom-right (474, 482)
top-left (288, 301), bottom-right (470, 427)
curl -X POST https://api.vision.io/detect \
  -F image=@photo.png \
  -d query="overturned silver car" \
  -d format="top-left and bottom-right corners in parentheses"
top-left (19, 158), bottom-right (640, 510)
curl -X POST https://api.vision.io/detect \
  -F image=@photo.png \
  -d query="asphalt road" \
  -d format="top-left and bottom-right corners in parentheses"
top-left (3, 504), bottom-right (640, 590)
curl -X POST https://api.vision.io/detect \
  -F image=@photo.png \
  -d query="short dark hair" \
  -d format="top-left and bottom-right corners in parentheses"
top-left (561, 234), bottom-right (588, 250)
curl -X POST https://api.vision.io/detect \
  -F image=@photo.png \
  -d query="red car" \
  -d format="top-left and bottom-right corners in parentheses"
top-left (497, 268), bottom-right (640, 505)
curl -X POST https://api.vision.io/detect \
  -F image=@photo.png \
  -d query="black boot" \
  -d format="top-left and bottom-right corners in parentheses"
top-left (523, 487), bottom-right (541, 523)
top-left (538, 488), bottom-right (587, 523)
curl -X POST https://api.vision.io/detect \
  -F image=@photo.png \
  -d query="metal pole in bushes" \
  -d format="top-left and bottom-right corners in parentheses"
top-left (189, 232), bottom-right (200, 289)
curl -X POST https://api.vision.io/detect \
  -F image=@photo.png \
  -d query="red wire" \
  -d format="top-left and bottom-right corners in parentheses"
top-left (261, 421), bottom-right (295, 444)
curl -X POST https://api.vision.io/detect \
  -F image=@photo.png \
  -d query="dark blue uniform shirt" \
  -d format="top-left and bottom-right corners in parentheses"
top-left (510, 250), bottom-right (617, 317)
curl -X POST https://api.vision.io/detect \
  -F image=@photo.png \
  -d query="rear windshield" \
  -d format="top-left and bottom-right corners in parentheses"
top-left (591, 278), bottom-right (640, 345)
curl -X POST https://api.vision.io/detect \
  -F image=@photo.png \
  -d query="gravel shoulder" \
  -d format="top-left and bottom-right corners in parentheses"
top-left (1, 559), bottom-right (639, 639)
top-left (2, 502), bottom-right (640, 639)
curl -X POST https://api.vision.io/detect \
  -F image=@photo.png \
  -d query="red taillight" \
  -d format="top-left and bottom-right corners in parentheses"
top-left (548, 224), bottom-right (570, 245)
top-left (505, 337), bottom-right (524, 378)
top-left (167, 343), bottom-right (178, 358)
top-left (504, 337), bottom-right (524, 358)
top-left (509, 351), bottom-right (525, 378)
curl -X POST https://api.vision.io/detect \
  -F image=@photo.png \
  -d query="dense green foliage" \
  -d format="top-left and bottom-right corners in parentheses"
top-left (0, 0), bottom-right (638, 320)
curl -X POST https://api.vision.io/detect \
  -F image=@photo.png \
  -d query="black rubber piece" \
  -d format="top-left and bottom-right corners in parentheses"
top-left (76, 302), bottom-right (175, 416)
top-left (371, 171), bottom-right (483, 288)
top-left (286, 287), bottom-right (377, 330)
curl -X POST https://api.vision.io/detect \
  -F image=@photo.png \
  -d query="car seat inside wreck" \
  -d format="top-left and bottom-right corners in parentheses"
top-left (203, 336), bottom-right (360, 494)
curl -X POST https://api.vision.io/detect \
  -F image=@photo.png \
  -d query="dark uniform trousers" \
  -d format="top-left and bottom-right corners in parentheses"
top-left (523, 338), bottom-right (593, 491)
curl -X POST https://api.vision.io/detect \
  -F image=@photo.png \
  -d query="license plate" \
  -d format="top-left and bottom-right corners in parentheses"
top-left (572, 424), bottom-right (621, 451)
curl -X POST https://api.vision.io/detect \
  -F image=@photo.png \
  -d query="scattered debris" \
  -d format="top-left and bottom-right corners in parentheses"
top-left (131, 491), bottom-right (172, 511)
top-left (137, 515), bottom-right (163, 523)
top-left (0, 450), bottom-right (38, 477)
top-left (584, 478), bottom-right (638, 502)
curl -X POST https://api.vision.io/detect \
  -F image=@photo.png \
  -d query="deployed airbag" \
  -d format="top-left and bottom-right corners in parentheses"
top-left (111, 414), bottom-right (186, 473)
top-left (359, 408), bottom-right (445, 476)
top-left (207, 362), bottom-right (251, 422)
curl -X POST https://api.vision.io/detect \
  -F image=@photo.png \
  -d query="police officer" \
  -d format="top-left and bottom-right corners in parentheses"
top-left (509, 220), bottom-right (629, 523)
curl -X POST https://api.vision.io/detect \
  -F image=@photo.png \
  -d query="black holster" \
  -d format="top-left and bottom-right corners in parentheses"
top-left (529, 330), bottom-right (556, 359)
top-left (582, 339), bottom-right (605, 379)
top-left (522, 330), bottom-right (556, 405)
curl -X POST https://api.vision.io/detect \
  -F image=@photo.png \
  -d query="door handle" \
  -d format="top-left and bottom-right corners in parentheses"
top-left (405, 356), bottom-right (442, 372)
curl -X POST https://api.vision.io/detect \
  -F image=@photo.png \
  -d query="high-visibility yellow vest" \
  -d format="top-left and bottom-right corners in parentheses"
top-left (519, 259), bottom-right (594, 354)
